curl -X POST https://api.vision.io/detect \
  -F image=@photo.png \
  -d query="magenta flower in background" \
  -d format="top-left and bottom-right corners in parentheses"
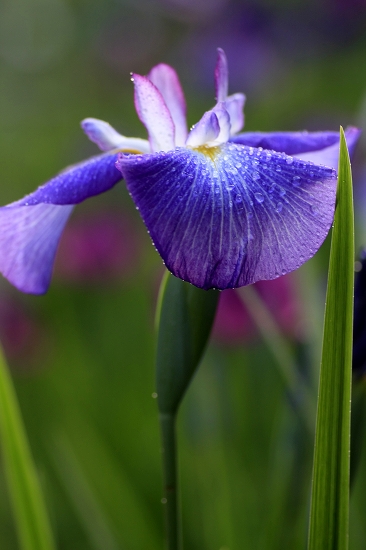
top-left (0, 49), bottom-right (360, 294)
top-left (54, 209), bottom-right (141, 284)
top-left (0, 296), bottom-right (44, 366)
top-left (212, 274), bottom-right (303, 346)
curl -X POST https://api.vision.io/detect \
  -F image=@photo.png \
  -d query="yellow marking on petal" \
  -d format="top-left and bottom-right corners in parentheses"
top-left (193, 145), bottom-right (220, 161)
top-left (116, 148), bottom-right (146, 155)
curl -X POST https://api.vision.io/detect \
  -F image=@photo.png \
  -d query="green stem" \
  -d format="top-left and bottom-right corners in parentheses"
top-left (159, 412), bottom-right (181, 550)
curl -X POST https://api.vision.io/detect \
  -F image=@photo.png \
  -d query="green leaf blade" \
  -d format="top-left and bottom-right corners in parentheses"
top-left (308, 127), bottom-right (354, 550)
top-left (0, 346), bottom-right (55, 550)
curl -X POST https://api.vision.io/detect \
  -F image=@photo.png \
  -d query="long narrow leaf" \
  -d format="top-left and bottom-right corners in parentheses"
top-left (0, 345), bottom-right (55, 550)
top-left (308, 127), bottom-right (354, 550)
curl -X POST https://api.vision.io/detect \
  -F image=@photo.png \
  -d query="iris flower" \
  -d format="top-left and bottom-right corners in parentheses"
top-left (0, 49), bottom-right (360, 294)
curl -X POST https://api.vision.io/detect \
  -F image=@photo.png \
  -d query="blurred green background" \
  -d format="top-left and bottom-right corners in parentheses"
top-left (1, 0), bottom-right (366, 548)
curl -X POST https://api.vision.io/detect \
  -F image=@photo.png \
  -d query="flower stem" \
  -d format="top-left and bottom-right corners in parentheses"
top-left (159, 412), bottom-right (181, 550)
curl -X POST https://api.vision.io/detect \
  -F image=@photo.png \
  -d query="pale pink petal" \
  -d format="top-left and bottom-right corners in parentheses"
top-left (132, 74), bottom-right (175, 152)
top-left (148, 63), bottom-right (188, 147)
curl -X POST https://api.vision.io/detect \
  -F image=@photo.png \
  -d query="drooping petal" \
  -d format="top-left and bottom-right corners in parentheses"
top-left (294, 126), bottom-right (361, 169)
top-left (148, 64), bottom-right (188, 147)
top-left (0, 203), bottom-right (73, 294)
top-left (186, 111), bottom-right (220, 147)
top-left (117, 143), bottom-right (336, 290)
top-left (132, 73), bottom-right (175, 152)
top-left (225, 93), bottom-right (246, 135)
top-left (81, 118), bottom-right (150, 153)
top-left (230, 130), bottom-right (346, 155)
top-left (15, 153), bottom-right (122, 206)
top-left (215, 48), bottom-right (229, 102)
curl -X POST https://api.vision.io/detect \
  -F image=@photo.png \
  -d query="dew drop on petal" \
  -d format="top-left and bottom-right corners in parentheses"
top-left (254, 192), bottom-right (264, 203)
top-left (292, 176), bottom-right (301, 187)
top-left (276, 202), bottom-right (283, 213)
top-left (311, 205), bottom-right (319, 215)
top-left (286, 157), bottom-right (294, 164)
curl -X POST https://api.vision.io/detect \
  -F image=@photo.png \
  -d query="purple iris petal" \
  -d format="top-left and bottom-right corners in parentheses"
top-left (294, 127), bottom-right (361, 169)
top-left (81, 118), bottom-right (125, 152)
top-left (225, 92), bottom-right (246, 135)
top-left (117, 143), bottom-right (336, 290)
top-left (215, 48), bottom-right (229, 102)
top-left (148, 63), bottom-right (188, 147)
top-left (132, 73), bottom-right (175, 152)
top-left (230, 130), bottom-right (353, 155)
top-left (0, 203), bottom-right (73, 294)
top-left (16, 153), bottom-right (121, 206)
top-left (0, 153), bottom-right (122, 293)
top-left (186, 111), bottom-right (220, 147)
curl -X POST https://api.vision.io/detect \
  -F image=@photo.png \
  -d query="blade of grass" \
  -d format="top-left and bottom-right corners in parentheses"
top-left (0, 344), bottom-right (55, 550)
top-left (308, 127), bottom-right (354, 550)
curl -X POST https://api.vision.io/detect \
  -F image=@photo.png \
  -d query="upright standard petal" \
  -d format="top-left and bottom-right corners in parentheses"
top-left (0, 203), bottom-right (73, 294)
top-left (118, 143), bottom-right (337, 290)
top-left (148, 64), bottom-right (188, 147)
top-left (81, 118), bottom-right (150, 154)
top-left (215, 48), bottom-right (229, 102)
top-left (132, 74), bottom-right (175, 153)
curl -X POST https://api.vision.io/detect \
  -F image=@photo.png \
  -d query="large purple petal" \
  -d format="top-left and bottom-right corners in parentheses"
top-left (0, 203), bottom-right (73, 294)
top-left (230, 130), bottom-right (350, 155)
top-left (117, 143), bottom-right (336, 290)
top-left (15, 153), bottom-right (121, 206)
top-left (148, 64), bottom-right (188, 147)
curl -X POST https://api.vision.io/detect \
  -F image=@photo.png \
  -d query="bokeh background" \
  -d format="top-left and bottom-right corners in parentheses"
top-left (1, 0), bottom-right (366, 548)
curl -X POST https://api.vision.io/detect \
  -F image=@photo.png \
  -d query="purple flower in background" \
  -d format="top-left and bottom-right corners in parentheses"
top-left (0, 49), bottom-right (360, 294)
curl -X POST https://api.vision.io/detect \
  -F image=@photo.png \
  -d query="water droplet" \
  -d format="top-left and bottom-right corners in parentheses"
top-left (152, 392), bottom-right (158, 398)
top-left (254, 192), bottom-right (264, 203)
top-left (276, 202), bottom-right (283, 213)
top-left (280, 188), bottom-right (286, 197)
top-left (292, 176), bottom-right (301, 187)
top-left (252, 171), bottom-right (260, 180)
top-left (235, 194), bottom-right (242, 203)
top-left (281, 269), bottom-right (287, 275)
top-left (276, 166), bottom-right (281, 172)
top-left (161, 498), bottom-right (167, 504)
top-left (235, 162), bottom-right (242, 169)
top-left (311, 205), bottom-right (319, 215)
top-left (286, 157), bottom-right (294, 164)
